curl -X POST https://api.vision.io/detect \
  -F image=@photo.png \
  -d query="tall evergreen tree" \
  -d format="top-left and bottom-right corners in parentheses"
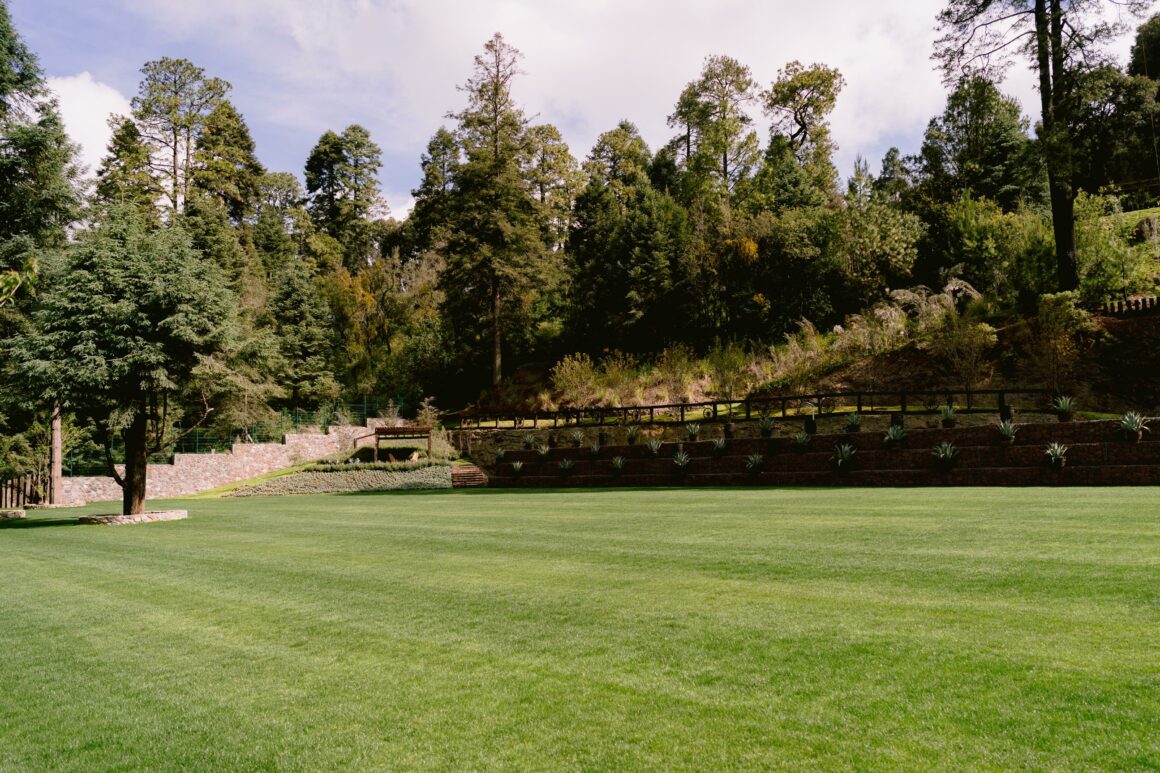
top-left (304, 124), bottom-right (385, 270)
top-left (95, 116), bottom-right (161, 218)
top-left (192, 100), bottom-right (264, 223)
top-left (13, 206), bottom-right (236, 515)
top-left (439, 33), bottom-right (550, 387)
top-left (130, 57), bottom-right (230, 214)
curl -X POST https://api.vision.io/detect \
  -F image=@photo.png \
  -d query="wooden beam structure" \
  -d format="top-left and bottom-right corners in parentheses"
top-left (373, 426), bottom-right (434, 462)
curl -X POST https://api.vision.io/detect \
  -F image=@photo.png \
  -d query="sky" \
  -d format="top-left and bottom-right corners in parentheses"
top-left (9, 0), bottom-right (1149, 216)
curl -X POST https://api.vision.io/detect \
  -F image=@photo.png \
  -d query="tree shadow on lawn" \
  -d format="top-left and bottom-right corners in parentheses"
top-left (0, 516), bottom-right (82, 529)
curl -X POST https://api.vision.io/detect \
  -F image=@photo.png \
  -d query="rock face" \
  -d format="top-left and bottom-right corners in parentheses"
top-left (0, 509), bottom-right (25, 520)
top-left (79, 510), bottom-right (188, 526)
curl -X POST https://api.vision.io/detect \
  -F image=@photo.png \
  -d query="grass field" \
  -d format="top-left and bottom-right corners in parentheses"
top-left (2, 488), bottom-right (1158, 770)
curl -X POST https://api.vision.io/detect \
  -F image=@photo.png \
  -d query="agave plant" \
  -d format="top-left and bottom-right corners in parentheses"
top-left (522, 433), bottom-right (535, 450)
top-left (883, 424), bottom-right (907, 447)
top-left (1045, 442), bottom-right (1068, 468)
top-left (645, 437), bottom-right (664, 458)
top-left (537, 444), bottom-right (551, 460)
top-left (610, 456), bottom-right (626, 475)
top-left (495, 448), bottom-right (506, 462)
top-left (510, 460), bottom-right (524, 477)
top-left (625, 425), bottom-right (640, 445)
top-left (793, 431), bottom-right (810, 451)
top-left (712, 437), bottom-right (728, 458)
top-left (569, 429), bottom-right (585, 447)
top-left (940, 405), bottom-right (956, 428)
top-left (844, 413), bottom-right (862, 433)
top-left (685, 422), bottom-right (701, 441)
top-left (832, 443), bottom-right (856, 471)
top-left (588, 443), bottom-right (602, 459)
top-left (558, 458), bottom-right (575, 475)
top-left (744, 453), bottom-right (764, 474)
top-left (759, 416), bottom-right (776, 438)
top-left (932, 441), bottom-right (959, 469)
top-left (1119, 411), bottom-right (1150, 441)
top-left (1051, 395), bottom-right (1075, 422)
top-left (996, 419), bottom-right (1018, 444)
top-left (672, 450), bottom-right (691, 475)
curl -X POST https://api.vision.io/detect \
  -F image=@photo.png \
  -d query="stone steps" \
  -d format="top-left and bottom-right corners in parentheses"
top-left (451, 464), bottom-right (489, 488)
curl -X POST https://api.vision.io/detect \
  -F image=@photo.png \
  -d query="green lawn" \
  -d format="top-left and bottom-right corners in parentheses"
top-left (2, 489), bottom-right (1157, 770)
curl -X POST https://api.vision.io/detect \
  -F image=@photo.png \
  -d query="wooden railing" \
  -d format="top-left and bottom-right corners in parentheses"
top-left (0, 472), bottom-right (50, 509)
top-left (1092, 296), bottom-right (1160, 317)
top-left (444, 388), bottom-right (1056, 432)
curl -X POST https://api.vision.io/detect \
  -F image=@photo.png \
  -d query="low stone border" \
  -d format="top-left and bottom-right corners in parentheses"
top-left (79, 510), bottom-right (188, 526)
top-left (0, 509), bottom-right (25, 520)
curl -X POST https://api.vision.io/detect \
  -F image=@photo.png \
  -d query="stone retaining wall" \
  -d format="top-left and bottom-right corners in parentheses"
top-left (60, 421), bottom-right (389, 506)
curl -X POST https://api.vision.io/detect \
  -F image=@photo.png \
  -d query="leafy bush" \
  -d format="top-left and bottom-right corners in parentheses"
top-left (656, 343), bottom-right (698, 404)
top-left (551, 353), bottom-right (601, 408)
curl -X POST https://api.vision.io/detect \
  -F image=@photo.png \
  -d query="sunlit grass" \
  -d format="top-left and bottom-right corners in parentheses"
top-left (2, 488), bottom-right (1157, 770)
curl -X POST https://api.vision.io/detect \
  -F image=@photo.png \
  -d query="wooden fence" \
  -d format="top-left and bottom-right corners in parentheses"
top-left (444, 388), bottom-right (1057, 432)
top-left (0, 472), bottom-right (50, 509)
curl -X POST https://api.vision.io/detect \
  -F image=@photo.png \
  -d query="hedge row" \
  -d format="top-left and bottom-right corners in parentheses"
top-left (302, 459), bottom-right (451, 474)
top-left (229, 466), bottom-right (453, 497)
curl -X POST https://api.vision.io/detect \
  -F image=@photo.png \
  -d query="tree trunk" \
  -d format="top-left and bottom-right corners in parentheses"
top-left (492, 281), bottom-right (503, 387)
top-left (1035, 0), bottom-right (1079, 291)
top-left (121, 410), bottom-right (148, 516)
top-left (49, 403), bottom-right (62, 505)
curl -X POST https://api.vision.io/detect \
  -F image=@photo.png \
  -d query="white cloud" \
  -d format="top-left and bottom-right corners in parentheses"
top-left (47, 72), bottom-right (132, 177)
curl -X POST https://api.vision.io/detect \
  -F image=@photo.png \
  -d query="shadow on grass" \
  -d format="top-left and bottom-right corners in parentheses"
top-left (0, 516), bottom-right (81, 529)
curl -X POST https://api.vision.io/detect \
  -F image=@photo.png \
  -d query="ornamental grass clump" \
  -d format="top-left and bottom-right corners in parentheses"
top-left (685, 422), bottom-right (701, 442)
top-left (646, 438), bottom-right (664, 458)
top-left (996, 419), bottom-right (1018, 444)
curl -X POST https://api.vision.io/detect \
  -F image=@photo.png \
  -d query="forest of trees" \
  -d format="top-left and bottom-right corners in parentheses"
top-left (3, 1), bottom-right (1160, 509)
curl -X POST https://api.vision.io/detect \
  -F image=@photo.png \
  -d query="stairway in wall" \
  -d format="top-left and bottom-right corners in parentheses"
top-left (488, 419), bottom-right (1160, 488)
top-left (451, 464), bottom-right (490, 488)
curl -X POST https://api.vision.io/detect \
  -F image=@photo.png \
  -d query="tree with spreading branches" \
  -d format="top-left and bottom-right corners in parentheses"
top-left (934, 0), bottom-right (1153, 291)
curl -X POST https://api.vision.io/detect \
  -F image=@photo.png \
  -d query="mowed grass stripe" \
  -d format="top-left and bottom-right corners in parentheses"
top-left (1, 488), bottom-right (1157, 770)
